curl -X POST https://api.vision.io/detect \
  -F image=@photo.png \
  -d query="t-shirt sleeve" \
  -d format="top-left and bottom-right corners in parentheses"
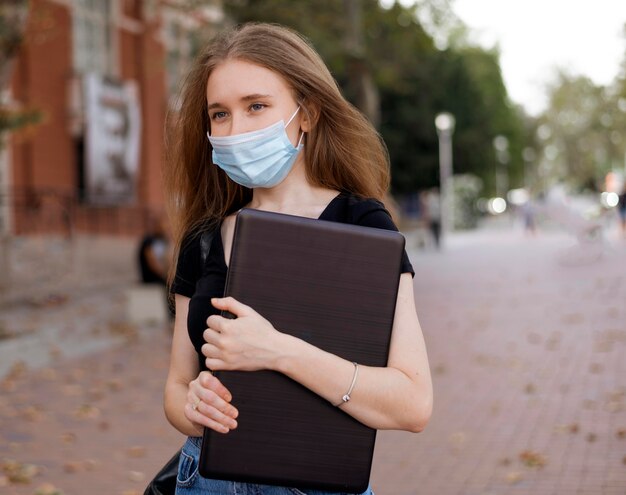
top-left (170, 231), bottom-right (202, 298)
top-left (353, 199), bottom-right (415, 278)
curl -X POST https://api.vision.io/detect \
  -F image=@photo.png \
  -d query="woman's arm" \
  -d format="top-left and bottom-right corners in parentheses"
top-left (164, 294), bottom-right (239, 436)
top-left (204, 273), bottom-right (433, 432)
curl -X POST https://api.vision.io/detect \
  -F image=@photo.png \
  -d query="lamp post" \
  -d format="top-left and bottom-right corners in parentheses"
top-left (435, 112), bottom-right (455, 242)
top-left (493, 135), bottom-right (510, 198)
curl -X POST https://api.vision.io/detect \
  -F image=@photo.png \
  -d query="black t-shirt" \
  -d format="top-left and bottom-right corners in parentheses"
top-left (172, 193), bottom-right (414, 364)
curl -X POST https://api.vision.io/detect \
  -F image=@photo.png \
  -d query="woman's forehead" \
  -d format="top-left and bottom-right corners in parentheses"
top-left (206, 59), bottom-right (291, 102)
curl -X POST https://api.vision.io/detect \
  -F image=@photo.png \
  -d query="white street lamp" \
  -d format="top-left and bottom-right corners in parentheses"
top-left (493, 135), bottom-right (509, 198)
top-left (435, 112), bottom-right (455, 242)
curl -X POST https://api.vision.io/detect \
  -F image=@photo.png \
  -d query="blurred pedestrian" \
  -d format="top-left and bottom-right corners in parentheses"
top-left (137, 212), bottom-right (173, 318)
top-left (162, 22), bottom-right (433, 495)
top-left (618, 190), bottom-right (626, 237)
top-left (421, 188), bottom-right (441, 248)
top-left (138, 213), bottom-right (170, 285)
top-left (520, 198), bottom-right (537, 236)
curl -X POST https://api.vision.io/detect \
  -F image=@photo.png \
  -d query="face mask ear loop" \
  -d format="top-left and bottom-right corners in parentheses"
top-left (286, 106), bottom-right (301, 127)
top-left (296, 130), bottom-right (304, 148)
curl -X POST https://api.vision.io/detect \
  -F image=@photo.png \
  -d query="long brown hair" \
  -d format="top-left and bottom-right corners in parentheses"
top-left (165, 22), bottom-right (390, 286)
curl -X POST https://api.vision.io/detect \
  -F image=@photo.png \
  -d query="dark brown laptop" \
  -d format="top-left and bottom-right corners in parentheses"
top-left (199, 207), bottom-right (405, 493)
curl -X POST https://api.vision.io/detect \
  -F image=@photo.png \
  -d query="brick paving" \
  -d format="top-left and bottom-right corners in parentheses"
top-left (1, 225), bottom-right (625, 495)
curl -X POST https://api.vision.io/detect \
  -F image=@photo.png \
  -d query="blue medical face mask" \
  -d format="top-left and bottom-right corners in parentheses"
top-left (207, 107), bottom-right (304, 189)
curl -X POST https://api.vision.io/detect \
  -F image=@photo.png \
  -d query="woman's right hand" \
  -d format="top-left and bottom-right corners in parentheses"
top-left (184, 371), bottom-right (238, 435)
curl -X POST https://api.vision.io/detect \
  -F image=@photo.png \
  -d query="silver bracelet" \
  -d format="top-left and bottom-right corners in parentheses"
top-left (335, 362), bottom-right (359, 407)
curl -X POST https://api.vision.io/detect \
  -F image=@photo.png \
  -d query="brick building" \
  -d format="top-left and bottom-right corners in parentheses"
top-left (1, 0), bottom-right (223, 236)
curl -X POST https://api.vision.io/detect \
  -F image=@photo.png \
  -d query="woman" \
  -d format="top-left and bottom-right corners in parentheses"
top-left (164, 22), bottom-right (433, 495)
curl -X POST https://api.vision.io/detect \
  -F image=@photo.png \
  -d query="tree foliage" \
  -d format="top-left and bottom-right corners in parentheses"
top-left (533, 68), bottom-right (626, 192)
top-left (0, 0), bottom-right (40, 143)
top-left (222, 0), bottom-right (524, 196)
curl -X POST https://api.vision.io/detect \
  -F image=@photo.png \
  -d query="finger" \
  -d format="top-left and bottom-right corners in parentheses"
top-left (197, 388), bottom-right (239, 421)
top-left (201, 342), bottom-right (221, 359)
top-left (198, 371), bottom-right (233, 402)
top-left (206, 314), bottom-right (229, 333)
top-left (184, 402), bottom-right (234, 434)
top-left (211, 297), bottom-right (253, 317)
top-left (203, 327), bottom-right (222, 345)
top-left (205, 357), bottom-right (230, 372)
top-left (195, 400), bottom-right (238, 429)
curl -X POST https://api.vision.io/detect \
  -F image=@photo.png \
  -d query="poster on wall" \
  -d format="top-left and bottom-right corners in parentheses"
top-left (84, 73), bottom-right (141, 205)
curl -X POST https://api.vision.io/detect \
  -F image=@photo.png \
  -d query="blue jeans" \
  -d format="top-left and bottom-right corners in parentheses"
top-left (176, 436), bottom-right (374, 495)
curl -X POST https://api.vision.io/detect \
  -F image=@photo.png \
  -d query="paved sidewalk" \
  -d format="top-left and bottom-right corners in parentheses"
top-left (1, 226), bottom-right (625, 495)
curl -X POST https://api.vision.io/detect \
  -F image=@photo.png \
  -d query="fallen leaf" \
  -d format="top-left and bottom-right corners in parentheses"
top-left (73, 404), bottom-right (100, 420)
top-left (519, 450), bottom-right (547, 468)
top-left (545, 339), bottom-right (560, 351)
top-left (22, 406), bottom-right (44, 422)
top-left (582, 399), bottom-right (597, 410)
top-left (60, 432), bottom-right (76, 444)
top-left (128, 471), bottom-right (145, 483)
top-left (589, 363), bottom-right (604, 374)
top-left (106, 379), bottom-right (123, 392)
top-left (1, 459), bottom-right (40, 483)
top-left (108, 321), bottom-right (139, 340)
top-left (616, 429), bottom-right (626, 439)
top-left (126, 446), bottom-right (146, 458)
top-left (561, 313), bottom-right (584, 324)
top-left (5, 361), bottom-right (27, 381)
top-left (0, 379), bottom-right (16, 393)
top-left (83, 459), bottom-right (99, 471)
top-left (40, 368), bottom-right (58, 381)
top-left (605, 401), bottom-right (623, 413)
top-left (593, 341), bottom-right (613, 353)
top-left (34, 482), bottom-right (64, 495)
top-left (63, 461), bottom-right (82, 474)
top-left (48, 345), bottom-right (62, 360)
top-left (607, 307), bottom-right (619, 318)
top-left (432, 364), bottom-right (446, 375)
top-left (586, 433), bottom-right (597, 443)
top-left (524, 383), bottom-right (536, 394)
top-left (569, 423), bottom-right (580, 434)
top-left (87, 386), bottom-right (105, 402)
top-left (61, 385), bottom-right (83, 397)
top-left (505, 471), bottom-right (523, 484)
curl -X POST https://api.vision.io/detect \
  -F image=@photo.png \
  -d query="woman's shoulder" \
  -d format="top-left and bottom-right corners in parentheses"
top-left (328, 192), bottom-right (393, 227)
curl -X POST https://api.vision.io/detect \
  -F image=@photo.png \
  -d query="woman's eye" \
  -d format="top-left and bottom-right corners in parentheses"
top-left (250, 103), bottom-right (266, 112)
top-left (211, 111), bottom-right (227, 120)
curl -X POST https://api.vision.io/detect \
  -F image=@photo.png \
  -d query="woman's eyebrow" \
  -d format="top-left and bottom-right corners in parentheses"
top-left (241, 93), bottom-right (272, 102)
top-left (208, 94), bottom-right (273, 110)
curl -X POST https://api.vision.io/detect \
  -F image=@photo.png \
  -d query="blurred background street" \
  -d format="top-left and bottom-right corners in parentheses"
top-left (2, 0), bottom-right (626, 494)
top-left (1, 219), bottom-right (625, 495)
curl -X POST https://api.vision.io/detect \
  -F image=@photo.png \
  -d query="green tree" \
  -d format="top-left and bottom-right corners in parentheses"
top-left (222, 0), bottom-right (524, 196)
top-left (538, 71), bottom-right (624, 191)
top-left (0, 0), bottom-right (40, 145)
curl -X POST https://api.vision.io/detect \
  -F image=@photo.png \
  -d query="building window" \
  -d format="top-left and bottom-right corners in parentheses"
top-left (72, 0), bottom-right (114, 76)
top-left (164, 15), bottom-right (199, 104)
top-left (162, 3), bottom-right (223, 106)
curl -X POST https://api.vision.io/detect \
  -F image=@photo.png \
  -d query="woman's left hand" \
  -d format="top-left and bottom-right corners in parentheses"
top-left (202, 297), bottom-right (285, 372)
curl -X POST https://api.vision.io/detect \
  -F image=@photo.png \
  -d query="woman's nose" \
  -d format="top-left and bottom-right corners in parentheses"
top-left (227, 114), bottom-right (248, 136)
